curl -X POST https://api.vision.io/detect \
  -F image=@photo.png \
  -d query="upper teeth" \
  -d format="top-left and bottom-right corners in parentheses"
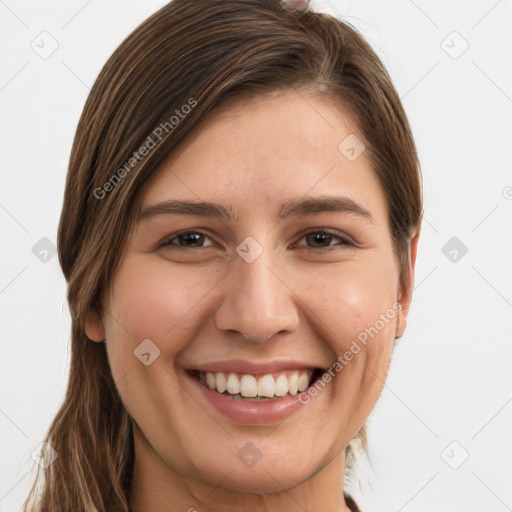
top-left (199, 370), bottom-right (314, 398)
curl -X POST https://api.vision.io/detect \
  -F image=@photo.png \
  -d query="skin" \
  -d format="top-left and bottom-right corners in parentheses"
top-left (85, 90), bottom-right (420, 512)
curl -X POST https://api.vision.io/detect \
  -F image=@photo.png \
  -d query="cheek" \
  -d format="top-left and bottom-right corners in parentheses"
top-left (102, 257), bottom-right (216, 426)
top-left (302, 258), bottom-right (399, 390)
top-left (108, 255), bottom-right (218, 345)
top-left (310, 262), bottom-right (398, 335)
top-left (310, 263), bottom-right (398, 418)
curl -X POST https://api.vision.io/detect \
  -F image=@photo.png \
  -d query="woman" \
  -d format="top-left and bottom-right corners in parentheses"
top-left (24, 0), bottom-right (423, 510)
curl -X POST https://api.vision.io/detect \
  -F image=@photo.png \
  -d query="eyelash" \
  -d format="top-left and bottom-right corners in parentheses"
top-left (158, 229), bottom-right (356, 252)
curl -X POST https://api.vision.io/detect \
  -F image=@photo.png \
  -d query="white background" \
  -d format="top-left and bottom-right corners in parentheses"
top-left (0, 1), bottom-right (511, 511)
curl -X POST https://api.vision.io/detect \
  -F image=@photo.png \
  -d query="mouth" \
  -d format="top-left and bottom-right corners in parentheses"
top-left (187, 368), bottom-right (324, 401)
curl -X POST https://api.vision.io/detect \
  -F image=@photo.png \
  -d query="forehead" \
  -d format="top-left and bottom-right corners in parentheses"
top-left (139, 91), bottom-right (387, 221)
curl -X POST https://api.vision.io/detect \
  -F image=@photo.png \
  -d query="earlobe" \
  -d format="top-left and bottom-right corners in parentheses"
top-left (84, 311), bottom-right (106, 342)
top-left (395, 228), bottom-right (421, 339)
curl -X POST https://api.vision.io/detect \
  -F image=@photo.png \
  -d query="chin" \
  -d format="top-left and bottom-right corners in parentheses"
top-left (211, 468), bottom-right (308, 495)
top-left (188, 450), bottom-right (315, 495)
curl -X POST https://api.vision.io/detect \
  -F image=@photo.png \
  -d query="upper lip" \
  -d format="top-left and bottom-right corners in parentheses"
top-left (188, 359), bottom-right (326, 375)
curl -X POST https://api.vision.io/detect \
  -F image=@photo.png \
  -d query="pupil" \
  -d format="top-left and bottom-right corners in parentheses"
top-left (181, 233), bottom-right (203, 247)
top-left (308, 232), bottom-right (330, 247)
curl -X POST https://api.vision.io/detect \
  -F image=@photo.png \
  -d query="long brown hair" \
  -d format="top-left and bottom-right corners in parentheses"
top-left (24, 1), bottom-right (423, 509)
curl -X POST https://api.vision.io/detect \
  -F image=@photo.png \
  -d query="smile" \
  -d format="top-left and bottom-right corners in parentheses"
top-left (188, 368), bottom-right (324, 401)
top-left (185, 361), bottom-right (328, 423)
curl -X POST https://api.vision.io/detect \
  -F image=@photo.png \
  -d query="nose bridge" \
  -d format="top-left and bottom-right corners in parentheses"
top-left (214, 239), bottom-right (298, 342)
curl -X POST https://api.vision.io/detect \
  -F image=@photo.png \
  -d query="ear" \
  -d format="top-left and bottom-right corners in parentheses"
top-left (84, 310), bottom-right (106, 342)
top-left (395, 228), bottom-right (421, 339)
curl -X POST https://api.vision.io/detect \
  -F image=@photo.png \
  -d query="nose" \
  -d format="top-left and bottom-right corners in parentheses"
top-left (214, 243), bottom-right (299, 344)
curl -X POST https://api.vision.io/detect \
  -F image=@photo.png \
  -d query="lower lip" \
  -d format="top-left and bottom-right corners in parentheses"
top-left (188, 372), bottom-right (313, 424)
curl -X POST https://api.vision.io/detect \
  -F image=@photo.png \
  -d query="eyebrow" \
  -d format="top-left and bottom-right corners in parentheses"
top-left (138, 195), bottom-right (374, 223)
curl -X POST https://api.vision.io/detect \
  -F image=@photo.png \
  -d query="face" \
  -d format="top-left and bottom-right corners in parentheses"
top-left (86, 90), bottom-right (418, 496)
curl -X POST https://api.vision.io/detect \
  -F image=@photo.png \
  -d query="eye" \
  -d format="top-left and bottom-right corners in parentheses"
top-left (159, 230), bottom-right (215, 251)
top-left (292, 229), bottom-right (356, 250)
top-left (158, 228), bottom-right (355, 252)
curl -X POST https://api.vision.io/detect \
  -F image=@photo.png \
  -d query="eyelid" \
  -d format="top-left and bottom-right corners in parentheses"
top-left (158, 229), bottom-right (215, 249)
top-left (157, 227), bottom-right (357, 251)
top-left (291, 228), bottom-right (356, 248)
